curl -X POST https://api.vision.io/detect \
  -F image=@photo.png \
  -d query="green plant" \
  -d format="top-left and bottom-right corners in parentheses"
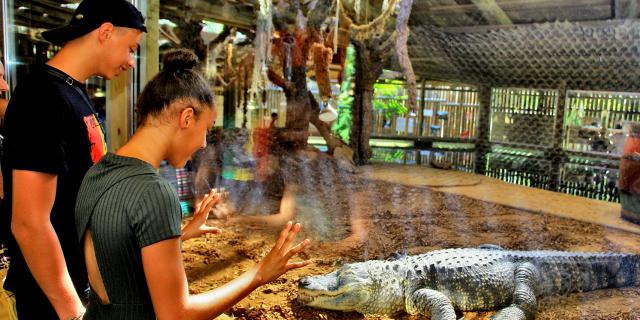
top-left (373, 82), bottom-right (408, 119)
top-left (384, 150), bottom-right (406, 162)
top-left (332, 46), bottom-right (356, 143)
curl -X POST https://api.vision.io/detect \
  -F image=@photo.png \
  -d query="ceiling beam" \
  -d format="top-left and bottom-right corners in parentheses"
top-left (614, 0), bottom-right (639, 18)
top-left (470, 0), bottom-right (512, 25)
top-left (413, 0), bottom-right (611, 16)
top-left (423, 18), bottom-right (634, 34)
top-left (17, 0), bottom-right (73, 22)
top-left (161, 0), bottom-right (255, 30)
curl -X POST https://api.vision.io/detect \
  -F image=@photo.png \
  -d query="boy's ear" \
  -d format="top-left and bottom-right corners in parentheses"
top-left (96, 22), bottom-right (115, 42)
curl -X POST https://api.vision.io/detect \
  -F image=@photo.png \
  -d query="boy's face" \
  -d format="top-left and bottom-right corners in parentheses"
top-left (0, 62), bottom-right (9, 92)
top-left (99, 27), bottom-right (143, 79)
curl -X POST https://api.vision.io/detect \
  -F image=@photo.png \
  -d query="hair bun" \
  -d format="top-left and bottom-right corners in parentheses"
top-left (162, 49), bottom-right (199, 73)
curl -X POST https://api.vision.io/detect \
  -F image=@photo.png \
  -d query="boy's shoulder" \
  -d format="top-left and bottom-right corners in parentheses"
top-left (11, 66), bottom-right (71, 101)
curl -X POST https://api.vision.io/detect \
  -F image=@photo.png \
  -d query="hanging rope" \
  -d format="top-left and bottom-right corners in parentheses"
top-left (354, 0), bottom-right (361, 23)
top-left (333, 0), bottom-right (340, 53)
top-left (339, 0), bottom-right (397, 42)
top-left (312, 43), bottom-right (333, 101)
top-left (249, 0), bottom-right (273, 107)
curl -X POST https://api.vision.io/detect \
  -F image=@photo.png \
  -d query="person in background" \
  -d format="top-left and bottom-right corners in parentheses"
top-left (75, 49), bottom-right (311, 319)
top-left (0, 59), bottom-right (11, 267)
top-left (0, 60), bottom-right (11, 248)
top-left (0, 60), bottom-right (10, 201)
top-left (1, 0), bottom-right (146, 318)
top-left (269, 112), bottom-right (279, 129)
top-left (0, 61), bottom-right (10, 119)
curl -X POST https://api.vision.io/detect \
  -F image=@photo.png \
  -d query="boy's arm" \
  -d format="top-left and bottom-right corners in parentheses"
top-left (11, 169), bottom-right (85, 319)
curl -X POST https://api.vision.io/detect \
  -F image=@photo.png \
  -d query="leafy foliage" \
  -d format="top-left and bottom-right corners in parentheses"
top-left (332, 46), bottom-right (356, 142)
top-left (373, 82), bottom-right (408, 119)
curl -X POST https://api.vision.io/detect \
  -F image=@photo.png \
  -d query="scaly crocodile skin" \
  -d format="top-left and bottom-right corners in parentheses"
top-left (298, 246), bottom-right (640, 320)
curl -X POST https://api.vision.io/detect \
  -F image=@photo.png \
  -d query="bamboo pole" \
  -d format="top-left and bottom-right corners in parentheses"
top-left (418, 79), bottom-right (426, 136)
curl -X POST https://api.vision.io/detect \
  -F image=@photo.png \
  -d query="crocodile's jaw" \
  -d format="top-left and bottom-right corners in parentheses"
top-left (298, 262), bottom-right (406, 315)
top-left (297, 270), bottom-right (370, 312)
top-left (297, 284), bottom-right (371, 312)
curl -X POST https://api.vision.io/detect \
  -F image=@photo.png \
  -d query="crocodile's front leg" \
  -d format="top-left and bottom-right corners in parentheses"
top-left (406, 288), bottom-right (457, 320)
top-left (492, 262), bottom-right (539, 320)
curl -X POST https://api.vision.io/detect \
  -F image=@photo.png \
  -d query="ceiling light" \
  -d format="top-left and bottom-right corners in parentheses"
top-left (159, 19), bottom-right (177, 27)
top-left (94, 88), bottom-right (105, 98)
top-left (60, 3), bottom-right (79, 10)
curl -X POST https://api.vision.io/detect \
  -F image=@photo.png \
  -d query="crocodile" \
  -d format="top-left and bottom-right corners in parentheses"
top-left (297, 246), bottom-right (640, 319)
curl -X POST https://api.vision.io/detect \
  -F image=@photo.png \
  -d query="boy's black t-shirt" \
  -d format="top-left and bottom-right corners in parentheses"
top-left (1, 64), bottom-right (107, 296)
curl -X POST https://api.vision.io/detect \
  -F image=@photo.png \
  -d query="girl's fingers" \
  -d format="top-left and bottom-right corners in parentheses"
top-left (203, 226), bottom-right (222, 234)
top-left (275, 221), bottom-right (293, 250)
top-left (286, 260), bottom-right (312, 270)
top-left (195, 190), bottom-right (214, 212)
top-left (201, 190), bottom-right (216, 208)
top-left (202, 196), bottom-right (217, 213)
top-left (281, 223), bottom-right (302, 253)
top-left (195, 190), bottom-right (220, 217)
top-left (285, 239), bottom-right (310, 259)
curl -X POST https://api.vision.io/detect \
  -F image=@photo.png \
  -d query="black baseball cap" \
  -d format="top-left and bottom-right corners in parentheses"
top-left (42, 0), bottom-right (147, 45)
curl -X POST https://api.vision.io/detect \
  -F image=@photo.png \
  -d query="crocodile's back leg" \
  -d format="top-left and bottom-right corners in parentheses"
top-left (491, 262), bottom-right (539, 320)
top-left (406, 288), bottom-right (457, 320)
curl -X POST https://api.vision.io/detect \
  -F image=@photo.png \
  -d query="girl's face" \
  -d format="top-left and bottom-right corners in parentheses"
top-left (171, 105), bottom-right (216, 168)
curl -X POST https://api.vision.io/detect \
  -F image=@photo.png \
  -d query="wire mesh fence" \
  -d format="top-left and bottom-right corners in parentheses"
top-left (366, 84), bottom-right (635, 203)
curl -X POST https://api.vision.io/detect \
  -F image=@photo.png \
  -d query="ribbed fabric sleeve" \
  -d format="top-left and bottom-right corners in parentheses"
top-left (131, 181), bottom-right (182, 247)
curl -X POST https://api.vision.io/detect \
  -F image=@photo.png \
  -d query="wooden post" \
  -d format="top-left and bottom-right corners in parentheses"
top-left (470, 0), bottom-right (512, 25)
top-left (106, 72), bottom-right (130, 151)
top-left (223, 82), bottom-right (237, 129)
top-left (549, 81), bottom-right (567, 192)
top-left (105, 0), bottom-right (158, 151)
top-left (475, 85), bottom-right (492, 175)
top-left (418, 78), bottom-right (426, 136)
top-left (145, 0), bottom-right (159, 82)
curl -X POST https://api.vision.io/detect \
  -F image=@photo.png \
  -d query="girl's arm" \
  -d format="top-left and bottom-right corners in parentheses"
top-left (142, 221), bottom-right (310, 320)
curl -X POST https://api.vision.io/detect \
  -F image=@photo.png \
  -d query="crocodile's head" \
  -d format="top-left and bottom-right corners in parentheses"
top-left (297, 260), bottom-right (406, 315)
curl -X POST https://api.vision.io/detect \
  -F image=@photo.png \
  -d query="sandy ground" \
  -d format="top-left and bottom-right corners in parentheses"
top-left (182, 165), bottom-right (640, 320)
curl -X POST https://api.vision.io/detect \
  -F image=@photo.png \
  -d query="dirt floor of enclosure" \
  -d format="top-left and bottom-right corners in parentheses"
top-left (185, 164), bottom-right (640, 320)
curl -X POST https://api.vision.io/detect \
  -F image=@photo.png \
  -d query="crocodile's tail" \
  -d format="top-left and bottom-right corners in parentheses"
top-left (530, 252), bottom-right (640, 296)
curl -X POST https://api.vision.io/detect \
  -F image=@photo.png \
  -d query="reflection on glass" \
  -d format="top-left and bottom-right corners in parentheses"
top-left (3, 1), bottom-right (639, 319)
top-left (3, 0), bottom-right (107, 128)
top-left (158, 1), bottom-right (640, 318)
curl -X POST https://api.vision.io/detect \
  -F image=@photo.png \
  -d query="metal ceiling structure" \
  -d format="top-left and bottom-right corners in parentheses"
top-left (20, 0), bottom-right (640, 90)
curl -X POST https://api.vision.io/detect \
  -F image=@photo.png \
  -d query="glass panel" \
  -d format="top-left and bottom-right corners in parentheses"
top-left (156, 1), bottom-right (640, 318)
top-left (4, 1), bottom-right (637, 319)
top-left (3, 0), bottom-right (121, 134)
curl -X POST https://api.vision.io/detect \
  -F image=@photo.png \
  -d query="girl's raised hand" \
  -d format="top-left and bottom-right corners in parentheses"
top-left (252, 221), bottom-right (311, 286)
top-left (181, 188), bottom-right (222, 241)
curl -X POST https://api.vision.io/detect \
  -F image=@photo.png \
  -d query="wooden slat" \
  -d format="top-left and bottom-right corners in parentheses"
top-left (471, 0), bottom-right (513, 25)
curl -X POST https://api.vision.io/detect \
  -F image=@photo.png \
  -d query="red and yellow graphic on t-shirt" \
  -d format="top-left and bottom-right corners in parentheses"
top-left (83, 114), bottom-right (107, 164)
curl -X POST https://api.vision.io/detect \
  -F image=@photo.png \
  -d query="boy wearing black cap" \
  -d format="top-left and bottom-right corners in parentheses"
top-left (1, 0), bottom-right (146, 319)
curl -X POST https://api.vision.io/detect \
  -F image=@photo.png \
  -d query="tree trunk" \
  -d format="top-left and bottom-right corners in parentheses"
top-left (223, 82), bottom-right (236, 129)
top-left (350, 40), bottom-right (387, 165)
top-left (277, 67), bottom-right (312, 149)
top-left (175, 20), bottom-right (207, 62)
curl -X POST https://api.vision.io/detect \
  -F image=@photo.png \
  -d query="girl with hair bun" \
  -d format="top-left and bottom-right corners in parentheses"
top-left (75, 49), bottom-right (311, 319)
